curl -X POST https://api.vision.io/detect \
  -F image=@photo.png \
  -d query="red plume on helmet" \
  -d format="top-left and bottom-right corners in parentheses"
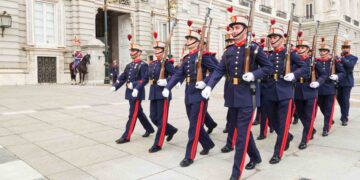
top-left (196, 28), bottom-right (202, 34)
top-left (226, 26), bottom-right (230, 32)
top-left (187, 20), bottom-right (193, 27)
top-left (297, 31), bottom-right (303, 38)
top-left (252, 33), bottom-right (256, 38)
top-left (153, 32), bottom-right (158, 39)
top-left (270, 19), bottom-right (276, 25)
top-left (284, 33), bottom-right (288, 38)
top-left (321, 37), bottom-right (325, 42)
top-left (226, 6), bottom-right (233, 13)
top-left (260, 38), bottom-right (265, 43)
top-left (127, 34), bottom-right (132, 41)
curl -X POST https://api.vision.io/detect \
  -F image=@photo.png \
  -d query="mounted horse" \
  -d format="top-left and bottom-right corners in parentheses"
top-left (69, 54), bottom-right (91, 85)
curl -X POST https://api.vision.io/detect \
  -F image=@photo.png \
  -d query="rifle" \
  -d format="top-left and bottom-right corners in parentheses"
top-left (330, 22), bottom-right (340, 75)
top-left (206, 17), bottom-right (213, 51)
top-left (310, 20), bottom-right (320, 82)
top-left (196, 0), bottom-right (214, 82)
top-left (284, 1), bottom-right (296, 75)
top-left (159, 19), bottom-right (179, 80)
top-left (243, 0), bottom-right (256, 73)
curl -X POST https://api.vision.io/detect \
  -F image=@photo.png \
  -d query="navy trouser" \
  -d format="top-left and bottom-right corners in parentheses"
top-left (121, 100), bottom-right (154, 140)
top-left (318, 95), bottom-right (336, 132)
top-left (258, 106), bottom-right (271, 137)
top-left (337, 86), bottom-right (352, 122)
top-left (228, 106), bottom-right (261, 179)
top-left (295, 98), bottom-right (317, 144)
top-left (150, 99), bottom-right (177, 147)
top-left (265, 99), bottom-right (293, 158)
top-left (204, 112), bottom-right (217, 129)
top-left (185, 101), bottom-right (215, 160)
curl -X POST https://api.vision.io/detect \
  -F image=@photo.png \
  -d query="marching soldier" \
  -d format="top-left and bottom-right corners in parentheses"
top-left (337, 39), bottom-right (358, 126)
top-left (111, 34), bottom-right (155, 144)
top-left (262, 21), bottom-right (308, 164)
top-left (148, 32), bottom-right (178, 153)
top-left (317, 38), bottom-right (345, 136)
top-left (162, 20), bottom-right (216, 167)
top-left (201, 10), bottom-right (273, 179)
top-left (294, 33), bottom-right (326, 149)
top-left (223, 30), bottom-right (235, 134)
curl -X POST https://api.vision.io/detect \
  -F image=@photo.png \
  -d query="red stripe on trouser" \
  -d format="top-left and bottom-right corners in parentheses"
top-left (231, 128), bottom-right (238, 149)
top-left (279, 99), bottom-right (293, 158)
top-left (127, 100), bottom-right (140, 140)
top-left (158, 99), bottom-right (168, 147)
top-left (328, 95), bottom-right (336, 131)
top-left (190, 101), bottom-right (205, 160)
top-left (264, 117), bottom-right (269, 137)
top-left (239, 111), bottom-right (255, 179)
top-left (306, 98), bottom-right (317, 143)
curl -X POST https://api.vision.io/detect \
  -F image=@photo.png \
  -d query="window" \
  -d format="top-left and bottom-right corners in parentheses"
top-left (34, 1), bottom-right (56, 44)
top-left (191, 3), bottom-right (200, 16)
top-left (159, 22), bottom-right (168, 42)
top-left (306, 3), bottom-right (313, 19)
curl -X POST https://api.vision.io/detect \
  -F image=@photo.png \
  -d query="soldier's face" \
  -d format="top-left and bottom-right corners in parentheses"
top-left (297, 46), bottom-right (309, 55)
top-left (342, 47), bottom-right (350, 54)
top-left (231, 24), bottom-right (246, 39)
top-left (269, 35), bottom-right (283, 48)
top-left (154, 48), bottom-right (164, 58)
top-left (319, 50), bottom-right (329, 57)
top-left (130, 50), bottom-right (141, 59)
top-left (186, 37), bottom-right (199, 49)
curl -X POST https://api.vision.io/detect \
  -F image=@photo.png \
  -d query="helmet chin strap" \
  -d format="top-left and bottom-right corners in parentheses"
top-left (185, 40), bottom-right (198, 47)
top-left (131, 51), bottom-right (140, 59)
top-left (270, 36), bottom-right (282, 47)
top-left (233, 28), bottom-right (246, 39)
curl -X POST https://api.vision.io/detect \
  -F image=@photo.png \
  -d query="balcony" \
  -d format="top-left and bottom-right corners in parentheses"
top-left (239, 0), bottom-right (249, 7)
top-left (259, 5), bottom-right (272, 14)
top-left (276, 10), bottom-right (287, 19)
top-left (344, 15), bottom-right (351, 23)
top-left (354, 20), bottom-right (359, 27)
top-left (303, 15), bottom-right (314, 22)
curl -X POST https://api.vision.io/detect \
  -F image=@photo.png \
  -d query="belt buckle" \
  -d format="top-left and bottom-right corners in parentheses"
top-left (274, 73), bottom-right (278, 81)
top-left (300, 77), bottom-right (304, 84)
top-left (233, 78), bottom-right (239, 85)
top-left (150, 79), bottom-right (154, 85)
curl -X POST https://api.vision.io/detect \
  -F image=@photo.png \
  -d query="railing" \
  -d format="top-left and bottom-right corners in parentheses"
top-left (344, 15), bottom-right (351, 23)
top-left (354, 20), bottom-right (359, 27)
top-left (276, 10), bottom-right (287, 19)
top-left (239, 0), bottom-right (249, 7)
top-left (259, 5), bottom-right (272, 14)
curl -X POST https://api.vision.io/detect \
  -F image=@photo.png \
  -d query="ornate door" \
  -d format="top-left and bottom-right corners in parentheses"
top-left (37, 57), bottom-right (57, 83)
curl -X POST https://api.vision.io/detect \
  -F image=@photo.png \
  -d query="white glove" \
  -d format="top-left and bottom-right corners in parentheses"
top-left (110, 86), bottom-right (116, 92)
top-left (195, 81), bottom-right (206, 89)
top-left (201, 86), bottom-right (212, 99)
top-left (330, 74), bottom-right (339, 81)
top-left (284, 73), bottom-right (295, 82)
top-left (131, 89), bottom-right (138, 97)
top-left (162, 88), bottom-right (170, 98)
top-left (157, 79), bottom-right (167, 86)
top-left (175, 82), bottom-right (181, 89)
top-left (242, 72), bottom-right (255, 82)
top-left (309, 81), bottom-right (320, 88)
top-left (127, 82), bottom-right (133, 90)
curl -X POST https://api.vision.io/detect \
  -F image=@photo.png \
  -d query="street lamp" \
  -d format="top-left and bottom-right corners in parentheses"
top-left (167, 0), bottom-right (177, 54)
top-left (103, 0), bottom-right (111, 84)
top-left (0, 11), bottom-right (12, 37)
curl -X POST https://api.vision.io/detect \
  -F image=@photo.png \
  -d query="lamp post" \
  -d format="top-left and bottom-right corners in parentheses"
top-left (103, 0), bottom-right (110, 84)
top-left (167, 0), bottom-right (177, 55)
top-left (0, 11), bottom-right (12, 37)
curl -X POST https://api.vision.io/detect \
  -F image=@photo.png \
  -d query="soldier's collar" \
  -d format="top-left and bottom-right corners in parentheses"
top-left (133, 58), bottom-right (141, 63)
top-left (273, 46), bottom-right (285, 53)
top-left (234, 39), bottom-right (247, 47)
top-left (300, 55), bottom-right (309, 61)
top-left (317, 57), bottom-right (331, 62)
top-left (343, 53), bottom-right (352, 57)
top-left (188, 48), bottom-right (199, 55)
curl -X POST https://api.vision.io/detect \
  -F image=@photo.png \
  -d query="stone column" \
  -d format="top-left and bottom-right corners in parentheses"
top-left (81, 38), bottom-right (105, 85)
